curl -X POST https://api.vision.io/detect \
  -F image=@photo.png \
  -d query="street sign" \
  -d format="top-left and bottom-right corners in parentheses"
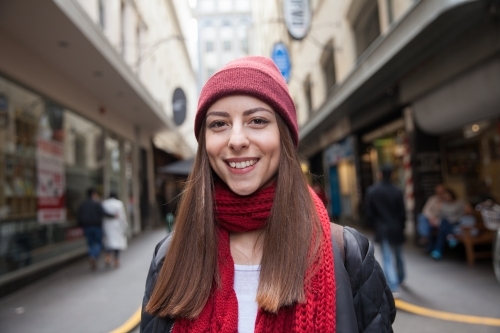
top-left (172, 88), bottom-right (187, 126)
top-left (271, 43), bottom-right (291, 83)
top-left (283, 0), bottom-right (312, 40)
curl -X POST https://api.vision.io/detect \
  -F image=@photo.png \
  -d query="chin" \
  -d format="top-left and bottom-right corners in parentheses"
top-left (227, 182), bottom-right (260, 196)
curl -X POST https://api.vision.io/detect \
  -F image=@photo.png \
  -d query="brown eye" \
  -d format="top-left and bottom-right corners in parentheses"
top-left (250, 118), bottom-right (269, 125)
top-left (208, 121), bottom-right (226, 128)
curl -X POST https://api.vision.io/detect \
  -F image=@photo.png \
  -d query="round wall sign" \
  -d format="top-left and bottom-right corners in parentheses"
top-left (283, 0), bottom-right (312, 40)
top-left (271, 43), bottom-right (291, 83)
top-left (172, 88), bottom-right (187, 126)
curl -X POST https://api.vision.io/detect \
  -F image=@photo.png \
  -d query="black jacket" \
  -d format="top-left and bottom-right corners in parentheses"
top-left (140, 227), bottom-right (395, 333)
top-left (365, 181), bottom-right (406, 244)
top-left (77, 199), bottom-right (112, 227)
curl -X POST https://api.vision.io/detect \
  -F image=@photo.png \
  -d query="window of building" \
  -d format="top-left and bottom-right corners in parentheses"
top-left (353, 1), bottom-right (381, 57)
top-left (120, 1), bottom-right (126, 55)
top-left (198, 0), bottom-right (215, 13)
top-left (219, 0), bottom-right (232, 12)
top-left (223, 40), bottom-right (232, 52)
top-left (98, 0), bottom-right (105, 29)
top-left (386, 0), bottom-right (394, 24)
top-left (0, 74), bottom-right (111, 277)
top-left (241, 38), bottom-right (249, 54)
top-left (321, 41), bottom-right (336, 94)
top-left (206, 41), bottom-right (214, 52)
top-left (207, 68), bottom-right (215, 78)
top-left (304, 75), bottom-right (313, 116)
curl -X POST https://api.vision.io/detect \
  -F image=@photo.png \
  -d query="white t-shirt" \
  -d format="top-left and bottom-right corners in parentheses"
top-left (234, 264), bottom-right (260, 333)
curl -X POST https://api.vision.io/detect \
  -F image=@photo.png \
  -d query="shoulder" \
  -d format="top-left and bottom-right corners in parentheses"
top-left (342, 226), bottom-right (377, 292)
top-left (342, 227), bottom-right (396, 329)
top-left (152, 233), bottom-right (174, 270)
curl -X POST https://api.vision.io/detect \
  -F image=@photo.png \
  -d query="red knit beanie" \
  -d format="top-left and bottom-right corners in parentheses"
top-left (195, 56), bottom-right (299, 147)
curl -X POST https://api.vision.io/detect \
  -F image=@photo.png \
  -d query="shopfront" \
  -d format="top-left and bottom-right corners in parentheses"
top-left (440, 119), bottom-right (500, 206)
top-left (0, 75), bottom-right (136, 279)
top-left (324, 136), bottom-right (358, 222)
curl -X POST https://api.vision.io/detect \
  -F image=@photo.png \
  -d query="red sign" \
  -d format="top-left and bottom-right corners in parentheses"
top-left (37, 139), bottom-right (66, 224)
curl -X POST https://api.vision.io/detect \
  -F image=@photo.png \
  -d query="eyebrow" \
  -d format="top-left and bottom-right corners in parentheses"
top-left (206, 107), bottom-right (273, 118)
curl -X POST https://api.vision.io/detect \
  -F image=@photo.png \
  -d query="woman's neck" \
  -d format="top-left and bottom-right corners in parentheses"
top-left (229, 229), bottom-right (265, 265)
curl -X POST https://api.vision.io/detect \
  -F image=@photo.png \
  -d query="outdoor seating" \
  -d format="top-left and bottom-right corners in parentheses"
top-left (456, 211), bottom-right (495, 266)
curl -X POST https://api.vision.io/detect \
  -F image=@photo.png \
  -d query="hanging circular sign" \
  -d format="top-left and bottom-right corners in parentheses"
top-left (271, 43), bottom-right (291, 83)
top-left (172, 88), bottom-right (187, 126)
top-left (283, 0), bottom-right (312, 40)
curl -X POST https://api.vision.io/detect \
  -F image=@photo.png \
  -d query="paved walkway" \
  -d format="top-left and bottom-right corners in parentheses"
top-left (379, 237), bottom-right (500, 333)
top-left (0, 228), bottom-right (167, 333)
top-left (1, 227), bottom-right (500, 333)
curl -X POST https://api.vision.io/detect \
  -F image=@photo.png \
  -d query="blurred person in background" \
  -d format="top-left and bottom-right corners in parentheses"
top-left (430, 188), bottom-right (466, 260)
top-left (102, 192), bottom-right (128, 268)
top-left (140, 56), bottom-right (395, 333)
top-left (365, 164), bottom-right (406, 297)
top-left (77, 188), bottom-right (114, 270)
top-left (417, 183), bottom-right (446, 250)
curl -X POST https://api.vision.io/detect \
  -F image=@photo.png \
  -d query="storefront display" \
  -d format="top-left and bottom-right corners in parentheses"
top-left (0, 74), bottom-right (132, 277)
top-left (442, 119), bottom-right (500, 205)
top-left (325, 136), bottom-right (358, 220)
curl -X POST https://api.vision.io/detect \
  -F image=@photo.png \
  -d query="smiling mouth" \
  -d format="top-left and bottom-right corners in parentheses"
top-left (227, 159), bottom-right (258, 169)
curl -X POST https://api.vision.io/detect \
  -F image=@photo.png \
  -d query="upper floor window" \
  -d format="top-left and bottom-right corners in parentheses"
top-left (98, 0), bottom-right (105, 29)
top-left (241, 38), bottom-right (249, 54)
top-left (223, 40), bottom-right (232, 52)
top-left (207, 67), bottom-right (215, 78)
top-left (304, 75), bottom-right (313, 116)
top-left (120, 2), bottom-right (126, 55)
top-left (206, 41), bottom-right (214, 52)
top-left (219, 0), bottom-right (232, 12)
top-left (352, 1), bottom-right (380, 57)
top-left (321, 41), bottom-right (336, 94)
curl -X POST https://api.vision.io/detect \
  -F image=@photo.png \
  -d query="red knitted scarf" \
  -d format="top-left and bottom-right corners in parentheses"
top-left (173, 182), bottom-right (336, 333)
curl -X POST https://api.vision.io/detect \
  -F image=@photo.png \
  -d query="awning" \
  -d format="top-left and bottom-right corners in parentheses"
top-left (158, 158), bottom-right (195, 176)
top-left (413, 57), bottom-right (500, 134)
top-left (298, 0), bottom-right (485, 156)
top-left (153, 131), bottom-right (195, 160)
top-left (0, 0), bottom-right (174, 134)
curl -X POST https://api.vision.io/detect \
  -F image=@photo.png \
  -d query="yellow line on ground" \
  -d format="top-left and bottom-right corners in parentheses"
top-left (396, 299), bottom-right (500, 326)
top-left (109, 307), bottom-right (141, 333)
top-left (110, 300), bottom-right (500, 331)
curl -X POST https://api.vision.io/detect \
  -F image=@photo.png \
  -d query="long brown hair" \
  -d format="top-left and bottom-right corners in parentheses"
top-left (146, 115), bottom-right (322, 318)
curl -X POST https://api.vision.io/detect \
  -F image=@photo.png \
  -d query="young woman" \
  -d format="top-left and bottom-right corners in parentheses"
top-left (140, 56), bottom-right (395, 333)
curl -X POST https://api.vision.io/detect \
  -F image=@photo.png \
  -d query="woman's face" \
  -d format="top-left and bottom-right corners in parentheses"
top-left (205, 95), bottom-right (281, 196)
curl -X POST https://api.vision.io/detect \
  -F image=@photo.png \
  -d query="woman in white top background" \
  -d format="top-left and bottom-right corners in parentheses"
top-left (102, 192), bottom-right (128, 268)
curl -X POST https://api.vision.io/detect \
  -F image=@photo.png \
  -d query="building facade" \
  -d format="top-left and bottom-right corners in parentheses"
top-left (195, 0), bottom-right (253, 89)
top-left (252, 0), bottom-right (500, 229)
top-left (0, 0), bottom-right (197, 295)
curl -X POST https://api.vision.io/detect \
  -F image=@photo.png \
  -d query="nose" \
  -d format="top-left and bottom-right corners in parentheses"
top-left (228, 125), bottom-right (249, 151)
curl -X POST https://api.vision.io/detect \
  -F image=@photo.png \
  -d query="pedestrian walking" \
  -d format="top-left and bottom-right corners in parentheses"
top-left (365, 165), bottom-right (406, 296)
top-left (140, 56), bottom-right (395, 333)
top-left (77, 188), bottom-right (114, 270)
top-left (102, 192), bottom-right (128, 268)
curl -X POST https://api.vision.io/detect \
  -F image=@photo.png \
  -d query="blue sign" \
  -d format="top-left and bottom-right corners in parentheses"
top-left (271, 43), bottom-right (291, 83)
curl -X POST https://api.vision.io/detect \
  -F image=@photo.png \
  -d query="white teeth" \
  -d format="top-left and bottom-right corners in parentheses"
top-left (228, 160), bottom-right (257, 169)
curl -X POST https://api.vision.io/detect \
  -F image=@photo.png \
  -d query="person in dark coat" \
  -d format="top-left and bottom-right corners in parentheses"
top-left (77, 188), bottom-right (114, 270)
top-left (365, 165), bottom-right (406, 295)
